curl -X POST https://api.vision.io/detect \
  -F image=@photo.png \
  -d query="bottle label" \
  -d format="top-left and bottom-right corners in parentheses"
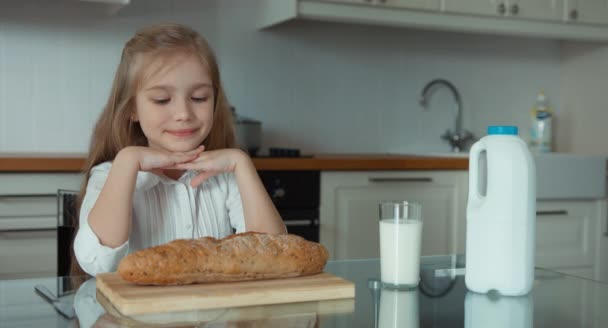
top-left (530, 112), bottom-right (552, 152)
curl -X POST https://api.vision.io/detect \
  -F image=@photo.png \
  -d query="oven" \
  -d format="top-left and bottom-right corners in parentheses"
top-left (258, 170), bottom-right (320, 242)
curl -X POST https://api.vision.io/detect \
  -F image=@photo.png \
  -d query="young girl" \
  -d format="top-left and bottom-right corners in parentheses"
top-left (73, 23), bottom-right (286, 277)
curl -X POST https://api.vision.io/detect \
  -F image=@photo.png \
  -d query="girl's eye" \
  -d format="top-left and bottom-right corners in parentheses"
top-left (153, 99), bottom-right (170, 105)
top-left (192, 96), bottom-right (209, 103)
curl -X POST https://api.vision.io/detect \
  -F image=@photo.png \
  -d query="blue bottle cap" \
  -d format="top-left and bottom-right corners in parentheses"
top-left (488, 126), bottom-right (518, 135)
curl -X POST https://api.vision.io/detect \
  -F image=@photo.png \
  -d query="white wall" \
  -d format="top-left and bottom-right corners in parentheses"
top-left (559, 42), bottom-right (608, 155)
top-left (0, 0), bottom-right (561, 155)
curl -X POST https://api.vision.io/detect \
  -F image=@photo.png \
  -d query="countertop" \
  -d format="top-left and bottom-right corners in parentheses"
top-left (0, 153), bottom-right (468, 172)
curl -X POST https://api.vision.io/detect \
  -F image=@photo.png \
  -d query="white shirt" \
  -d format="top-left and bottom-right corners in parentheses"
top-left (73, 161), bottom-right (246, 276)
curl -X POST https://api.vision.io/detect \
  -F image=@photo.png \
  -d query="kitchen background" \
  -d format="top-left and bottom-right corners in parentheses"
top-left (3, 0), bottom-right (603, 155)
top-left (2, 0), bottom-right (608, 297)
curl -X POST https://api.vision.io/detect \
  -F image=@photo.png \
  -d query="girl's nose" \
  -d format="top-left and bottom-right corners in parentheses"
top-left (174, 99), bottom-right (194, 121)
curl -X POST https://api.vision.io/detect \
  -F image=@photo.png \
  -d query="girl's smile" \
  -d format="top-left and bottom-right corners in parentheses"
top-left (166, 128), bottom-right (198, 138)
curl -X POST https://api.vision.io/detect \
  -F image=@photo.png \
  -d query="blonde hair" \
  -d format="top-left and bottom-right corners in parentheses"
top-left (71, 24), bottom-right (234, 274)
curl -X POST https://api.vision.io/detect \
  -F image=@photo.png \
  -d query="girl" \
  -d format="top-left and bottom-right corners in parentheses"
top-left (73, 23), bottom-right (286, 276)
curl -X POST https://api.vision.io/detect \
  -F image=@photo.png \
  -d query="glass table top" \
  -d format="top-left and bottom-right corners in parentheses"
top-left (2, 255), bottom-right (608, 327)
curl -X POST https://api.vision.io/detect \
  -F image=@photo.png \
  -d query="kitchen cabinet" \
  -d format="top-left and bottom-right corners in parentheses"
top-left (0, 230), bottom-right (56, 279)
top-left (444, 0), bottom-right (561, 22)
top-left (443, 0), bottom-right (510, 18)
top-left (319, 171), bottom-right (468, 260)
top-left (535, 199), bottom-right (606, 281)
top-left (563, 0), bottom-right (608, 25)
top-left (317, 0), bottom-right (440, 11)
top-left (376, 0), bottom-right (440, 11)
top-left (0, 173), bottom-right (82, 279)
top-left (258, 0), bottom-right (608, 41)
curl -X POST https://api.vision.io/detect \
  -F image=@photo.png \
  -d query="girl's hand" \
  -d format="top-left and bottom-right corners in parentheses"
top-left (120, 146), bottom-right (205, 172)
top-left (172, 148), bottom-right (249, 187)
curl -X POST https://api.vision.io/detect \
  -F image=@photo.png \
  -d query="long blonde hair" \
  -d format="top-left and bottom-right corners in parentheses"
top-left (72, 24), bottom-right (234, 274)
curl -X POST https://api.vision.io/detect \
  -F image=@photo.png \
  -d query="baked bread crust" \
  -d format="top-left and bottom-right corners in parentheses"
top-left (117, 232), bottom-right (329, 285)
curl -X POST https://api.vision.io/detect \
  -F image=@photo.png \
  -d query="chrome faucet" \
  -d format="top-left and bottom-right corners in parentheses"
top-left (420, 79), bottom-right (474, 152)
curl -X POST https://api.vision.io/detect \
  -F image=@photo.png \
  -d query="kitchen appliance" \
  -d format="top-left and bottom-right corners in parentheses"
top-left (258, 170), bottom-right (320, 242)
top-left (57, 190), bottom-right (78, 277)
top-left (232, 107), bottom-right (261, 156)
top-left (96, 271), bottom-right (354, 315)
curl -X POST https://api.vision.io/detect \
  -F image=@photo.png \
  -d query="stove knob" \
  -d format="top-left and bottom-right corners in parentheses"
top-left (272, 188), bottom-right (286, 199)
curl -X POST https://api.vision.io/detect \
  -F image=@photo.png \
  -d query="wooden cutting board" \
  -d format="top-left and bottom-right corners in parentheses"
top-left (97, 288), bottom-right (355, 326)
top-left (96, 272), bottom-right (355, 316)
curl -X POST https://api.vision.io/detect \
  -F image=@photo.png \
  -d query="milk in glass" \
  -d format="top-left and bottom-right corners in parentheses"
top-left (380, 219), bottom-right (423, 286)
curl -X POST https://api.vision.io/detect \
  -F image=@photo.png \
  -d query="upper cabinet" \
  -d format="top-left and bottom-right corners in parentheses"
top-left (564, 0), bottom-right (608, 25)
top-left (258, 0), bottom-right (608, 41)
top-left (444, 0), bottom-right (562, 22)
top-left (316, 0), bottom-right (441, 11)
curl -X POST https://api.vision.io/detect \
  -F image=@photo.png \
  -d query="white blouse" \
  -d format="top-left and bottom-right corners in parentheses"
top-left (73, 161), bottom-right (246, 276)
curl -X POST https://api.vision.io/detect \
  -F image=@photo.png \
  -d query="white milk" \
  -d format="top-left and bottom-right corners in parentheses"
top-left (380, 219), bottom-right (423, 287)
top-left (379, 288), bottom-right (419, 328)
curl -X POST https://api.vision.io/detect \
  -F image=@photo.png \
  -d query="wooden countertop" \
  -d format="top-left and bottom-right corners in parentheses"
top-left (0, 153), bottom-right (468, 172)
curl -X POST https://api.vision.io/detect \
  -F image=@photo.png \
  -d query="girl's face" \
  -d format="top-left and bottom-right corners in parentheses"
top-left (134, 53), bottom-right (214, 153)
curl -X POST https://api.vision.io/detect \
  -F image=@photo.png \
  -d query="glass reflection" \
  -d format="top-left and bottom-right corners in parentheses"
top-left (379, 287), bottom-right (419, 328)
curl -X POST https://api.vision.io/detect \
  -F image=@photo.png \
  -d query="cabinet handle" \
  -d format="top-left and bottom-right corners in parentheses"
top-left (510, 4), bottom-right (519, 15)
top-left (284, 220), bottom-right (319, 227)
top-left (369, 177), bottom-right (433, 183)
top-left (497, 3), bottom-right (506, 15)
top-left (569, 9), bottom-right (578, 20)
top-left (536, 210), bottom-right (568, 216)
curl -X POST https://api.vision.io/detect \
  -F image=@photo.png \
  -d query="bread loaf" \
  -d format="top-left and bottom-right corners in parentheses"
top-left (117, 232), bottom-right (329, 285)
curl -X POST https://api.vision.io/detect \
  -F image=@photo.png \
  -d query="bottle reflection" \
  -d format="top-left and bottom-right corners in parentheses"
top-left (378, 286), bottom-right (420, 328)
top-left (465, 291), bottom-right (533, 328)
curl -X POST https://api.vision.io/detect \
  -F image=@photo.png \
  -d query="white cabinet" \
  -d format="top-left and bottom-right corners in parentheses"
top-left (563, 0), bottom-right (608, 25)
top-left (0, 230), bottom-right (57, 279)
top-left (317, 0), bottom-right (440, 11)
top-left (535, 199), bottom-right (606, 281)
top-left (0, 173), bottom-right (82, 279)
top-left (443, 0), bottom-right (507, 17)
top-left (375, 0), bottom-right (441, 11)
top-left (514, 0), bottom-right (562, 21)
top-left (444, 0), bottom-right (561, 21)
top-left (259, 0), bottom-right (608, 41)
top-left (320, 171), bottom-right (468, 260)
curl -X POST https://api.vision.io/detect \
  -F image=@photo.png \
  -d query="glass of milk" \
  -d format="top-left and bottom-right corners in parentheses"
top-left (379, 201), bottom-right (423, 289)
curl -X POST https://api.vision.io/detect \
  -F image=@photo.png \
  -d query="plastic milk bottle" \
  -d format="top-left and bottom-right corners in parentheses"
top-left (465, 126), bottom-right (536, 296)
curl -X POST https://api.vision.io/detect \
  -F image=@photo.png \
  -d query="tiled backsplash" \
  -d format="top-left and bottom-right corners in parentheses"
top-left (0, 0), bottom-right (561, 154)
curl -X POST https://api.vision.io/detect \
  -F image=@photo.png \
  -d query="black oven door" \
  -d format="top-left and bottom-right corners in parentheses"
top-left (279, 209), bottom-right (319, 242)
